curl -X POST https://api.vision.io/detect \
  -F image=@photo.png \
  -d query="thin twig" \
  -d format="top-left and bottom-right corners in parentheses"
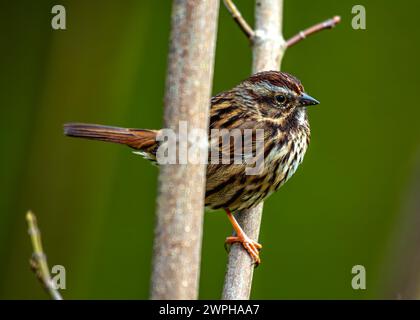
top-left (223, 1), bottom-right (340, 49)
top-left (286, 16), bottom-right (341, 48)
top-left (223, 0), bottom-right (255, 40)
top-left (26, 211), bottom-right (63, 300)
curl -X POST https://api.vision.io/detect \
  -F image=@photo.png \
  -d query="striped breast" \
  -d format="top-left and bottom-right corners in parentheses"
top-left (204, 127), bottom-right (309, 212)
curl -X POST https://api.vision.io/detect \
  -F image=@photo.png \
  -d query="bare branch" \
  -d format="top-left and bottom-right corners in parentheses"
top-left (222, 2), bottom-right (340, 301)
top-left (223, 0), bottom-right (255, 41)
top-left (222, 204), bottom-right (263, 299)
top-left (223, 0), bottom-right (285, 300)
top-left (286, 16), bottom-right (341, 48)
top-left (26, 211), bottom-right (63, 300)
top-left (224, 0), bottom-right (341, 51)
top-left (150, 0), bottom-right (219, 300)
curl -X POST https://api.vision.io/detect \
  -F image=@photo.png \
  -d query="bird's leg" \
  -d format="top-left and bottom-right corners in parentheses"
top-left (224, 208), bottom-right (262, 265)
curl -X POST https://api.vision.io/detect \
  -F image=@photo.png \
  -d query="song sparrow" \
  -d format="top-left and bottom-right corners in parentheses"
top-left (64, 70), bottom-right (319, 264)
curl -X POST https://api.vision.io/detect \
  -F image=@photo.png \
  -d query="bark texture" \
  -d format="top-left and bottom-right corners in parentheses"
top-left (150, 0), bottom-right (219, 300)
top-left (222, 0), bottom-right (285, 300)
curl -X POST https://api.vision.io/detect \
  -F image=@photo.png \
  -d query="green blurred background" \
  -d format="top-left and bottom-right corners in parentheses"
top-left (1, 0), bottom-right (420, 299)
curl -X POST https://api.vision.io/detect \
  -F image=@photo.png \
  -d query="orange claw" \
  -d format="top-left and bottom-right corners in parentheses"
top-left (225, 235), bottom-right (262, 265)
top-left (224, 208), bottom-right (263, 265)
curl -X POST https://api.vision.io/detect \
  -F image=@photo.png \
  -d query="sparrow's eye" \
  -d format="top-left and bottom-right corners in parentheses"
top-left (275, 95), bottom-right (286, 104)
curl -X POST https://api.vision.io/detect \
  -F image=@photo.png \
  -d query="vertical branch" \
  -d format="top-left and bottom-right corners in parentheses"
top-left (150, 0), bottom-right (219, 299)
top-left (252, 0), bottom-right (286, 71)
top-left (223, 0), bottom-right (285, 300)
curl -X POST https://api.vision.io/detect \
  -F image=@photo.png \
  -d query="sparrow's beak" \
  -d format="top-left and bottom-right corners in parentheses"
top-left (299, 93), bottom-right (320, 106)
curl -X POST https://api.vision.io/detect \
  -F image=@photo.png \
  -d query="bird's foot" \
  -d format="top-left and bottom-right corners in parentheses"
top-left (225, 234), bottom-right (262, 265)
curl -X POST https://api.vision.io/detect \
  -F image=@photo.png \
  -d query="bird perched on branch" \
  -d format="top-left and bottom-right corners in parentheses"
top-left (64, 70), bottom-right (319, 265)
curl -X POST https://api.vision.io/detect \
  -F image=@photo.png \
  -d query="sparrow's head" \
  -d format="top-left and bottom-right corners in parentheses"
top-left (239, 70), bottom-right (319, 121)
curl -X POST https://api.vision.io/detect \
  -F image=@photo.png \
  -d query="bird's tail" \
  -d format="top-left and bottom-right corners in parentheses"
top-left (64, 123), bottom-right (158, 153)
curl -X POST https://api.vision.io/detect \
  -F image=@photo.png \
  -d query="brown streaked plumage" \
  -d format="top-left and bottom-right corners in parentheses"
top-left (64, 70), bottom-right (319, 265)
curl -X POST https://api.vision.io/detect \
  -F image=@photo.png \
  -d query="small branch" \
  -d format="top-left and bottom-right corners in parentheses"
top-left (223, 0), bottom-right (255, 41)
top-left (224, 0), bottom-right (340, 50)
top-left (285, 16), bottom-right (341, 48)
top-left (26, 211), bottom-right (63, 300)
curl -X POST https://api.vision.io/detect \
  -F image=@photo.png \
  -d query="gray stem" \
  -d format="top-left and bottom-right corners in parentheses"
top-left (150, 0), bottom-right (219, 300)
top-left (222, 0), bottom-right (285, 300)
